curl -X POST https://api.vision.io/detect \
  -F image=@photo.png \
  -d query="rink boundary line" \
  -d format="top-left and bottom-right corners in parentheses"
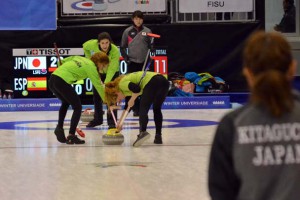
top-left (0, 144), bottom-right (212, 149)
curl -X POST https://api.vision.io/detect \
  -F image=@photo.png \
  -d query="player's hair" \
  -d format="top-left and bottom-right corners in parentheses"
top-left (132, 10), bottom-right (144, 19)
top-left (105, 75), bottom-right (125, 106)
top-left (98, 32), bottom-right (113, 43)
top-left (90, 51), bottom-right (109, 66)
top-left (243, 31), bottom-right (294, 117)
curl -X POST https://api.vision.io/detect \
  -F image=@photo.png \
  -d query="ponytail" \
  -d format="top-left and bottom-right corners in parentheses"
top-left (243, 31), bottom-right (294, 117)
top-left (251, 70), bottom-right (293, 117)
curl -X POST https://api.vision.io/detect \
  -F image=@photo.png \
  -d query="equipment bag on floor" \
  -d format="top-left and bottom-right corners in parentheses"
top-left (184, 72), bottom-right (229, 93)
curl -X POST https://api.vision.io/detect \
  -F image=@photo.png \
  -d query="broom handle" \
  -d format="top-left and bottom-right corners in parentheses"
top-left (53, 42), bottom-right (62, 65)
top-left (117, 107), bottom-right (130, 131)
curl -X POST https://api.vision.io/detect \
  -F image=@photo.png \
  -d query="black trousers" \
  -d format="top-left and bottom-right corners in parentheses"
top-left (127, 61), bottom-right (144, 73)
top-left (49, 74), bottom-right (82, 135)
top-left (138, 75), bottom-right (169, 135)
top-left (92, 72), bottom-right (119, 128)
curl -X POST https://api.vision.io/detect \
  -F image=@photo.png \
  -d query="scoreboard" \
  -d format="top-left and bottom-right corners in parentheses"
top-left (12, 47), bottom-right (168, 98)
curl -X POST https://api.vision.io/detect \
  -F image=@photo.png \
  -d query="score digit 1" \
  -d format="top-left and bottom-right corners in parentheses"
top-left (154, 56), bottom-right (168, 75)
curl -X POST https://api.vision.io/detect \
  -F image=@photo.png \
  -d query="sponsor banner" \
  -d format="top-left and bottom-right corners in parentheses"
top-left (27, 57), bottom-right (47, 70)
top-left (114, 96), bottom-right (230, 109)
top-left (0, 96), bottom-right (231, 112)
top-left (0, 99), bottom-right (61, 112)
top-left (27, 77), bottom-right (47, 91)
top-left (62, 0), bottom-right (166, 14)
top-left (162, 96), bottom-right (231, 109)
top-left (12, 48), bottom-right (84, 56)
top-left (179, 0), bottom-right (253, 13)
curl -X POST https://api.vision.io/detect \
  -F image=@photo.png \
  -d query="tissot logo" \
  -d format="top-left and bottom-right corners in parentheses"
top-left (26, 48), bottom-right (71, 56)
top-left (30, 49), bottom-right (39, 55)
top-left (13, 48), bottom-right (83, 57)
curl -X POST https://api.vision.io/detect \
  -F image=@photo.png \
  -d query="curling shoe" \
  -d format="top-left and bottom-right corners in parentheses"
top-left (66, 134), bottom-right (85, 145)
top-left (154, 135), bottom-right (163, 144)
top-left (54, 126), bottom-right (66, 143)
top-left (133, 131), bottom-right (150, 147)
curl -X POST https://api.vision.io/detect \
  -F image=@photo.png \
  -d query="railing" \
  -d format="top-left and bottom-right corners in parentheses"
top-left (170, 0), bottom-right (256, 23)
top-left (58, 0), bottom-right (256, 23)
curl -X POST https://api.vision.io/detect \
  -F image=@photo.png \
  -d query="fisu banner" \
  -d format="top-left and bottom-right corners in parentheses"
top-left (179, 0), bottom-right (253, 13)
top-left (62, 0), bottom-right (166, 14)
top-left (0, 0), bottom-right (56, 30)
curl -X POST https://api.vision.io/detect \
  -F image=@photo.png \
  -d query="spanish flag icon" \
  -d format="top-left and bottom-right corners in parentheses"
top-left (27, 77), bottom-right (47, 91)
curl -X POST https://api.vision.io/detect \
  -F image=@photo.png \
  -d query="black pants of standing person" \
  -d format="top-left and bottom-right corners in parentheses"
top-left (139, 75), bottom-right (169, 136)
top-left (88, 72), bottom-right (119, 128)
top-left (49, 74), bottom-right (82, 135)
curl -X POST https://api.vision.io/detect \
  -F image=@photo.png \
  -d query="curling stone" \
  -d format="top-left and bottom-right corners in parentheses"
top-left (102, 128), bottom-right (124, 145)
top-left (81, 108), bottom-right (94, 122)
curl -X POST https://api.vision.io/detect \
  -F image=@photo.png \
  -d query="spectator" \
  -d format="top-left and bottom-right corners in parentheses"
top-left (274, 0), bottom-right (296, 33)
top-left (208, 31), bottom-right (300, 200)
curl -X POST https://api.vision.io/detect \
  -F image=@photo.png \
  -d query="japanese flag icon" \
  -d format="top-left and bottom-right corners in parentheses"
top-left (27, 57), bottom-right (47, 70)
